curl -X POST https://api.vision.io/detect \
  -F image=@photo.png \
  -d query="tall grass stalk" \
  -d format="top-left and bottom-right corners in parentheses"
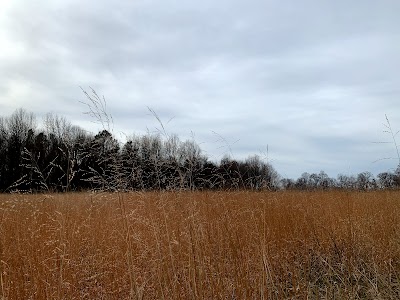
top-left (0, 191), bottom-right (399, 298)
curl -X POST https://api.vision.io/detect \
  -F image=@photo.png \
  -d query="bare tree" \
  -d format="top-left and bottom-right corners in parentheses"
top-left (43, 113), bottom-right (89, 191)
top-left (2, 109), bottom-right (37, 191)
top-left (356, 171), bottom-right (375, 191)
top-left (337, 174), bottom-right (357, 190)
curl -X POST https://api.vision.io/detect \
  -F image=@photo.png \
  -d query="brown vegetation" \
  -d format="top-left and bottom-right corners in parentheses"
top-left (0, 191), bottom-right (399, 299)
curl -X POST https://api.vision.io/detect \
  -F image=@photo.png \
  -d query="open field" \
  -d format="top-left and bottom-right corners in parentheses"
top-left (0, 191), bottom-right (399, 299)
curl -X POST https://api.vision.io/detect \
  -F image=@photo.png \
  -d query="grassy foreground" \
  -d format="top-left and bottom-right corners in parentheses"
top-left (0, 191), bottom-right (399, 299)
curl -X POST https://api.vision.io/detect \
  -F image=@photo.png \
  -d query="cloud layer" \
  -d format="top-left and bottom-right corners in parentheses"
top-left (1, 0), bottom-right (400, 178)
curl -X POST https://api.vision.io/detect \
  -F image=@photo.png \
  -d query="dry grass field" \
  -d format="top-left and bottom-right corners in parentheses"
top-left (0, 191), bottom-right (399, 299)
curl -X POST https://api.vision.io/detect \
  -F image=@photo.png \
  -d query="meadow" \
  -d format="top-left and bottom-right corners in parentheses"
top-left (0, 191), bottom-right (399, 299)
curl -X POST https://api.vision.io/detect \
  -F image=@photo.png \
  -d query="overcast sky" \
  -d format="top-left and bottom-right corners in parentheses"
top-left (1, 0), bottom-right (399, 178)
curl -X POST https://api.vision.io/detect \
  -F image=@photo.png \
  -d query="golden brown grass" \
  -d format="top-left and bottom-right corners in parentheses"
top-left (0, 191), bottom-right (399, 299)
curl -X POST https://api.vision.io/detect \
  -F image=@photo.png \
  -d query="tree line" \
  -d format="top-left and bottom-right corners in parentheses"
top-left (0, 108), bottom-right (281, 192)
top-left (0, 108), bottom-right (399, 193)
top-left (281, 169), bottom-right (400, 191)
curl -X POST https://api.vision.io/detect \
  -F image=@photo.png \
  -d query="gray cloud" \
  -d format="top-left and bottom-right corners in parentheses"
top-left (1, 0), bottom-right (400, 178)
